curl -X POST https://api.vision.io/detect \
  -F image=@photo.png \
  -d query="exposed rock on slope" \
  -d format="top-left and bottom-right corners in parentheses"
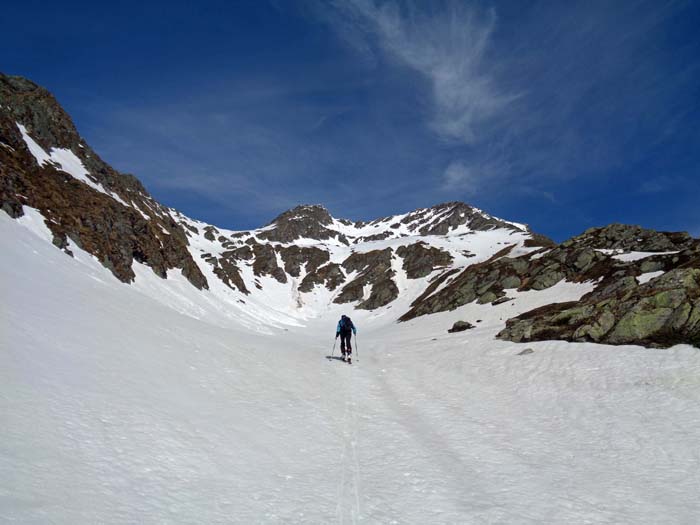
top-left (299, 263), bottom-right (345, 293)
top-left (491, 227), bottom-right (700, 348)
top-left (402, 224), bottom-right (697, 324)
top-left (400, 222), bottom-right (700, 349)
top-left (396, 242), bottom-right (453, 279)
top-left (334, 249), bottom-right (399, 310)
top-left (497, 268), bottom-right (700, 348)
top-left (0, 73), bottom-right (207, 288)
top-left (258, 205), bottom-right (349, 244)
top-left (4, 73), bottom-right (698, 349)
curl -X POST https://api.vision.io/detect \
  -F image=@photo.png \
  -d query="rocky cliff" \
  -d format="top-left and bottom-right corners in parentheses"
top-left (0, 73), bottom-right (207, 288)
top-left (2, 72), bottom-right (698, 349)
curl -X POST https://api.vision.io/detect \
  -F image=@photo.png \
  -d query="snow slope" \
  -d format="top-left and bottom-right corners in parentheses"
top-left (2, 210), bottom-right (700, 523)
top-left (17, 122), bottom-right (129, 206)
top-left (170, 205), bottom-right (538, 330)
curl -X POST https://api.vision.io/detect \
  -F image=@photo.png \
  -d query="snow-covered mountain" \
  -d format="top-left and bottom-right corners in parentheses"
top-left (3, 73), bottom-right (700, 522)
top-left (168, 200), bottom-right (551, 326)
top-left (2, 71), bottom-right (700, 345)
top-left (1, 73), bottom-right (557, 332)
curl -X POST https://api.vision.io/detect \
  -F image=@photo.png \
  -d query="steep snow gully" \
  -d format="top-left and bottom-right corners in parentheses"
top-left (2, 210), bottom-right (700, 524)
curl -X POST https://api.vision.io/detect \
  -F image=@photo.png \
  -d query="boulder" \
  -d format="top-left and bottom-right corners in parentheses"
top-left (498, 269), bottom-right (700, 348)
top-left (448, 321), bottom-right (474, 333)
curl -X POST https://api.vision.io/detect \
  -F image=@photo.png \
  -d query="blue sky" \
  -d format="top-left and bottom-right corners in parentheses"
top-left (3, 0), bottom-right (700, 240)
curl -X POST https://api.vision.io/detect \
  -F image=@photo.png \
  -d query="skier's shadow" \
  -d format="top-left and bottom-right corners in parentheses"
top-left (325, 355), bottom-right (346, 362)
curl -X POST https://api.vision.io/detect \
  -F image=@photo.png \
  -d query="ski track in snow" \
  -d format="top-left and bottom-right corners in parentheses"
top-left (2, 211), bottom-right (700, 523)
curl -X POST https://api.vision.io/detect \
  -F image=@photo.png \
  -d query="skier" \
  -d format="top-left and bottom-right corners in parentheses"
top-left (335, 314), bottom-right (357, 363)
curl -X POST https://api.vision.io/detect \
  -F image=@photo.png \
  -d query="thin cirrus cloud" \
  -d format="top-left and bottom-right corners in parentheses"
top-left (318, 0), bottom-right (513, 191)
top-left (316, 0), bottom-right (699, 207)
top-left (442, 161), bottom-right (476, 192)
top-left (331, 0), bottom-right (511, 144)
top-left (35, 0), bottom-right (697, 237)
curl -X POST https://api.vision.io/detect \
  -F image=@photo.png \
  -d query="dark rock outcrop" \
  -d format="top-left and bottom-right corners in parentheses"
top-left (448, 321), bottom-right (474, 333)
top-left (204, 253), bottom-right (249, 294)
top-left (299, 263), bottom-right (345, 292)
top-left (334, 249), bottom-right (399, 309)
top-left (258, 204), bottom-right (349, 244)
top-left (396, 242), bottom-right (453, 279)
top-left (252, 244), bottom-right (287, 283)
top-left (562, 223), bottom-right (694, 252)
top-left (497, 268), bottom-right (700, 348)
top-left (400, 245), bottom-right (519, 320)
top-left (277, 245), bottom-right (329, 277)
top-left (401, 224), bottom-right (697, 323)
top-left (0, 73), bottom-right (208, 288)
top-left (417, 202), bottom-right (523, 235)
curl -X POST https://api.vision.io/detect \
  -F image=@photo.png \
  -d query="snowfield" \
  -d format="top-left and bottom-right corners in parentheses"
top-left (2, 210), bottom-right (700, 524)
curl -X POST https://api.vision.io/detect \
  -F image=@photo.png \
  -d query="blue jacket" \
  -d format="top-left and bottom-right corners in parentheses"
top-left (336, 317), bottom-right (357, 336)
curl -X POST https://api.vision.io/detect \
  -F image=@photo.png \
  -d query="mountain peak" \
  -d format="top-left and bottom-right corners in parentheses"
top-left (259, 204), bottom-right (343, 244)
top-left (268, 204), bottom-right (333, 226)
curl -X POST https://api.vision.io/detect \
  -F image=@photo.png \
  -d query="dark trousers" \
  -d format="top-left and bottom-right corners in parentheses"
top-left (340, 330), bottom-right (353, 354)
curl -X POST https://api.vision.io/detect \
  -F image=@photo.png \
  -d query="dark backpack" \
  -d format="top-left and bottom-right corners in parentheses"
top-left (340, 316), bottom-right (353, 331)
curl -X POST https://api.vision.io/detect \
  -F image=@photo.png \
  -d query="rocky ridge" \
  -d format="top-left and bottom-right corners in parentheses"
top-left (0, 73), bottom-right (207, 288)
top-left (400, 222), bottom-right (700, 348)
top-left (1, 73), bottom-right (541, 314)
top-left (2, 72), bottom-right (699, 349)
top-left (173, 201), bottom-right (538, 312)
top-left (494, 227), bottom-right (700, 348)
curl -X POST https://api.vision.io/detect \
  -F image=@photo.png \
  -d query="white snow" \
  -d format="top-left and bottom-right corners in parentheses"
top-left (3, 208), bottom-right (700, 523)
top-left (638, 270), bottom-right (665, 284)
top-left (613, 251), bottom-right (680, 262)
top-left (595, 249), bottom-right (680, 262)
top-left (16, 123), bottom-right (130, 208)
top-left (472, 205), bottom-right (528, 231)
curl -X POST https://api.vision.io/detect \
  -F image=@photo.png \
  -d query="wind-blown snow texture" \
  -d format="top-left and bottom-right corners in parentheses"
top-left (2, 209), bottom-right (700, 523)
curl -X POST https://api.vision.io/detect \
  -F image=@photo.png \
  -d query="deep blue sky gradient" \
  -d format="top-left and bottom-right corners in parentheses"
top-left (3, 0), bottom-right (699, 240)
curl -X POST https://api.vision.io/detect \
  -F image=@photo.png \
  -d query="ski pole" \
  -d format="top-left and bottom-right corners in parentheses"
top-left (355, 334), bottom-right (359, 362)
top-left (331, 338), bottom-right (337, 359)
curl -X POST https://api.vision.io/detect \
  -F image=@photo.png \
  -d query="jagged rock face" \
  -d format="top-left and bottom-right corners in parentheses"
top-left (252, 244), bottom-right (287, 283)
top-left (396, 242), bottom-right (453, 279)
top-left (254, 200), bottom-right (542, 246)
top-left (402, 225), bottom-right (698, 322)
top-left (415, 202), bottom-right (520, 235)
top-left (8, 73), bottom-right (699, 350)
top-left (258, 205), bottom-right (349, 244)
top-left (277, 245), bottom-right (329, 277)
top-left (497, 268), bottom-right (700, 348)
top-left (562, 223), bottom-right (694, 251)
top-left (0, 73), bottom-right (208, 289)
top-left (401, 245), bottom-right (520, 320)
top-left (299, 263), bottom-right (345, 292)
top-left (363, 201), bottom-right (533, 240)
top-left (334, 249), bottom-right (399, 310)
top-left (203, 252), bottom-right (249, 294)
top-left (475, 227), bottom-right (700, 348)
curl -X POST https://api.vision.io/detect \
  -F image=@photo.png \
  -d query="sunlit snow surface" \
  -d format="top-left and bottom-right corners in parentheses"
top-left (596, 248), bottom-right (681, 262)
top-left (17, 123), bottom-right (130, 206)
top-left (2, 210), bottom-right (700, 523)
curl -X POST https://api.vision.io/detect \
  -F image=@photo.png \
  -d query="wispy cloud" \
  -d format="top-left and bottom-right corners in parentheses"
top-left (59, 0), bottom-right (699, 238)
top-left (321, 0), bottom-right (511, 145)
top-left (315, 0), bottom-right (699, 207)
top-left (441, 160), bottom-right (476, 192)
